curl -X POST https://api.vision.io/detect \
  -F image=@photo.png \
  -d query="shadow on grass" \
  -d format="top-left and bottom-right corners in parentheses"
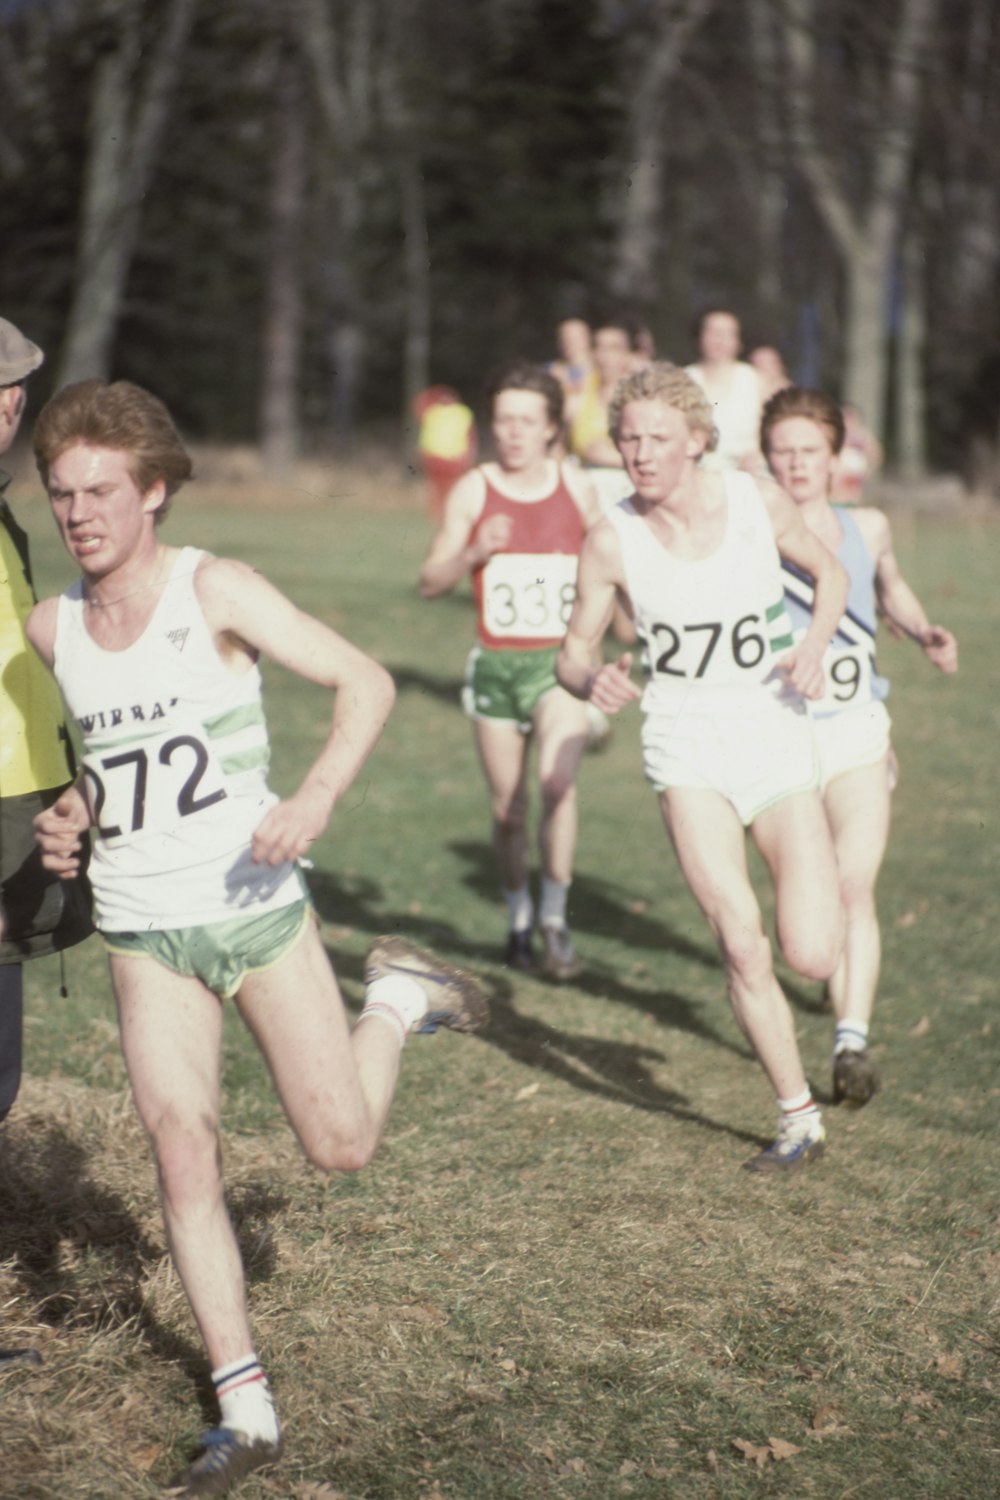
top-left (0, 1116), bottom-right (288, 1411)
top-left (307, 868), bottom-right (762, 1147)
top-left (476, 986), bottom-right (764, 1147)
top-left (385, 663), bottom-right (465, 708)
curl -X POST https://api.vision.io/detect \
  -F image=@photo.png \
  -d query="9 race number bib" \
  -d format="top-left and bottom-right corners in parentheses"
top-left (83, 720), bottom-right (228, 842)
top-left (812, 643), bottom-right (873, 714)
top-left (482, 552), bottom-right (578, 640)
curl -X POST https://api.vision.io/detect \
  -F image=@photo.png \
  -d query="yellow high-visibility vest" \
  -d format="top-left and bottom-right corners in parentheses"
top-left (0, 506), bottom-right (74, 797)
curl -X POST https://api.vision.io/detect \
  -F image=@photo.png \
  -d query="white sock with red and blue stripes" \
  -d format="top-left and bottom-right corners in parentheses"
top-left (212, 1354), bottom-right (280, 1445)
top-left (776, 1087), bottom-right (822, 1139)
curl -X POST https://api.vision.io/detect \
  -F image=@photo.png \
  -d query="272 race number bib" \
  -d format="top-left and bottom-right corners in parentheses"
top-left (482, 552), bottom-right (578, 640)
top-left (83, 720), bottom-right (228, 841)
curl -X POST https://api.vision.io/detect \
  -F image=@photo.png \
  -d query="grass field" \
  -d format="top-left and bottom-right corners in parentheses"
top-left (1, 456), bottom-right (997, 1500)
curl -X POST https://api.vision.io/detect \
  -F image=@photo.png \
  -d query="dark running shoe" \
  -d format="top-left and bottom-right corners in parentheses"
top-left (540, 922), bottom-right (582, 981)
top-left (364, 936), bottom-right (489, 1033)
top-left (833, 1047), bottom-right (881, 1107)
top-left (167, 1427), bottom-right (282, 1498)
top-left (504, 928), bottom-right (537, 973)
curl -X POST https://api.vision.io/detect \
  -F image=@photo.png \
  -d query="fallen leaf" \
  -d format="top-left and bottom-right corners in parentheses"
top-left (811, 1405), bottom-right (840, 1431)
top-left (897, 910), bottom-right (918, 928)
top-left (908, 1390), bottom-right (936, 1408)
top-left (768, 1437), bottom-right (801, 1461)
top-left (732, 1438), bottom-right (770, 1467)
top-left (561, 1457), bottom-right (587, 1475)
top-left (291, 1486), bottom-right (349, 1500)
top-left (705, 1449), bottom-right (719, 1472)
top-left (498, 1357), bottom-right (517, 1373)
top-left (515, 1082), bottom-right (540, 1101)
top-left (398, 1303), bottom-right (448, 1325)
top-left (131, 1444), bottom-right (163, 1473)
top-left (891, 1252), bottom-right (925, 1268)
top-left (618, 1460), bottom-right (640, 1475)
top-left (909, 1016), bottom-right (931, 1037)
top-left (934, 1353), bottom-right (963, 1379)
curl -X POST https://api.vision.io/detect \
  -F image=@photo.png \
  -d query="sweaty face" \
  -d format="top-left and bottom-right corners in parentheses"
top-left (616, 399), bottom-right (703, 501)
top-left (46, 443), bottom-right (165, 577)
top-left (491, 389), bottom-right (556, 471)
top-left (699, 312), bottom-right (741, 364)
top-left (765, 416), bottom-right (838, 504)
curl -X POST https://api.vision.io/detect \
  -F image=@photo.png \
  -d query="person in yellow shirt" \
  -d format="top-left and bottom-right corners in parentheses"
top-left (413, 385), bottom-right (477, 519)
top-left (0, 318), bottom-right (91, 1130)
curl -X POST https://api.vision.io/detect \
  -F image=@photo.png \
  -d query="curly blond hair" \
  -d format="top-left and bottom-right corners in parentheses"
top-left (607, 362), bottom-right (718, 451)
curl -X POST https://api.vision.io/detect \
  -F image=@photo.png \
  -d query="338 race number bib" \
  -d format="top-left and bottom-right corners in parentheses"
top-left (482, 552), bottom-right (578, 640)
top-left (83, 720), bottom-right (228, 841)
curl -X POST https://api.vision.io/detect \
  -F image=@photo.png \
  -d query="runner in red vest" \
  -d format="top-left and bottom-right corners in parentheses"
top-left (420, 363), bottom-right (601, 979)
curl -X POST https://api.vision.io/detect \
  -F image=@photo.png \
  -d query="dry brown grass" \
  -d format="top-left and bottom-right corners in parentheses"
top-left (1, 483), bottom-right (996, 1499)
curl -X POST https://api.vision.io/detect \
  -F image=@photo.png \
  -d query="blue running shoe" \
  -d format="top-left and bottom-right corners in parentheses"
top-left (744, 1116), bottom-right (826, 1174)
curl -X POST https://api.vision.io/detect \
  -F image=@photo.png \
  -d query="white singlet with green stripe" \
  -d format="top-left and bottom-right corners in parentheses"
top-left (606, 472), bottom-right (800, 718)
top-left (52, 547), bottom-right (305, 932)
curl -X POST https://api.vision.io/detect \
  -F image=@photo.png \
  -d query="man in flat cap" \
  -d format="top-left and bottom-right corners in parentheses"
top-left (0, 317), bottom-right (91, 1130)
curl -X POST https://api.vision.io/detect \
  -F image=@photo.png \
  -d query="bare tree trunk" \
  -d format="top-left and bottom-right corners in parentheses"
top-left (57, 0), bottom-right (196, 387)
top-left (294, 0), bottom-right (372, 442)
top-left (747, 1), bottom-right (786, 333)
top-left (609, 0), bottom-right (715, 305)
top-left (380, 0), bottom-right (430, 449)
top-left (895, 224), bottom-right (927, 479)
top-left (398, 147), bottom-right (430, 447)
top-left (783, 0), bottom-right (938, 443)
top-left (260, 44), bottom-right (307, 480)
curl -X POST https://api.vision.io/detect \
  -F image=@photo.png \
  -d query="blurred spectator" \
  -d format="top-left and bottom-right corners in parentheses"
top-left (566, 313), bottom-right (636, 511)
top-left (685, 308), bottom-right (765, 473)
top-left (546, 317), bottom-right (593, 402)
top-left (832, 404), bottom-right (884, 503)
top-left (749, 344), bottom-right (792, 401)
top-left (413, 386), bottom-right (477, 520)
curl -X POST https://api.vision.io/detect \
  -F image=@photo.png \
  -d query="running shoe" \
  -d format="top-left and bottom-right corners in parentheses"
top-left (833, 1047), bottom-right (881, 1107)
top-left (743, 1116), bottom-right (826, 1175)
top-left (364, 936), bottom-right (489, 1033)
top-left (540, 922), bottom-right (582, 981)
top-left (167, 1427), bottom-right (282, 1498)
top-left (504, 928), bottom-right (537, 974)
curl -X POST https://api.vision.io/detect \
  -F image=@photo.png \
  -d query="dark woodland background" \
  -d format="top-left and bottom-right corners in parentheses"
top-left (1, 0), bottom-right (999, 485)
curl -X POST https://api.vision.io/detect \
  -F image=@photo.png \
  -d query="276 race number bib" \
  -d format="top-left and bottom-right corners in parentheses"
top-left (83, 720), bottom-right (228, 841)
top-left (482, 552), bottom-right (578, 640)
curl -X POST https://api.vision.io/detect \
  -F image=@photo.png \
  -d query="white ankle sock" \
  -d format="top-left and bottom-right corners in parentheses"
top-left (834, 1020), bottom-right (869, 1055)
top-left (212, 1355), bottom-right (280, 1445)
top-left (539, 877), bottom-right (570, 929)
top-left (503, 885), bottom-right (533, 933)
top-left (360, 974), bottom-right (428, 1044)
top-left (776, 1088), bottom-right (821, 1136)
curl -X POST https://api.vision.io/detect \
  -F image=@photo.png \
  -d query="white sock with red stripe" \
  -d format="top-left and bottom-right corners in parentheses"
top-left (776, 1087), bottom-right (822, 1139)
top-left (212, 1354), bottom-right (280, 1445)
top-left (360, 975), bottom-right (428, 1046)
